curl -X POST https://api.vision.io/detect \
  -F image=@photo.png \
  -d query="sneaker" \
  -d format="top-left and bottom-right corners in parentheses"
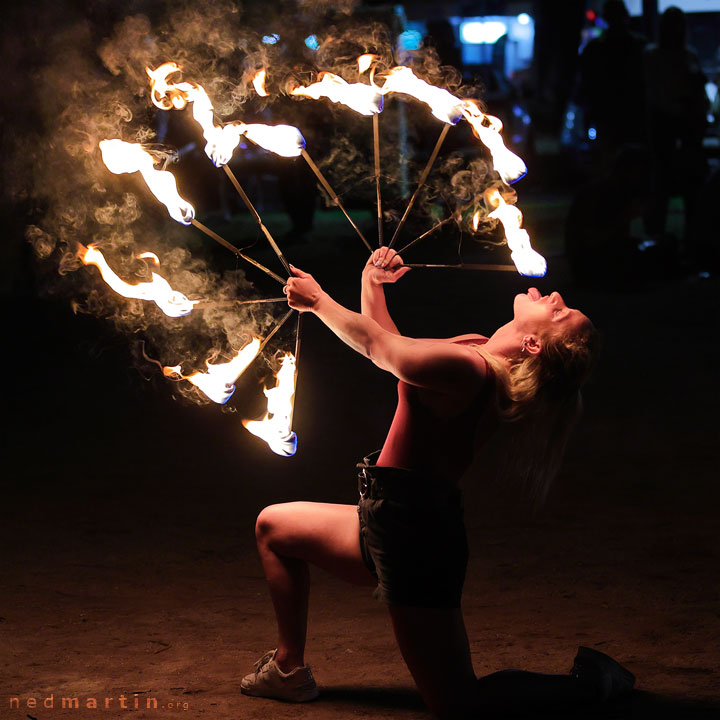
top-left (570, 646), bottom-right (635, 701)
top-left (241, 649), bottom-right (319, 702)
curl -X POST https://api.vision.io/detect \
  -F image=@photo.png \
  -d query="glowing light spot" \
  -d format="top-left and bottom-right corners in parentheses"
top-left (304, 34), bottom-right (319, 50)
top-left (588, 127), bottom-right (597, 140)
top-left (460, 21), bottom-right (507, 45)
top-left (262, 34), bottom-right (279, 45)
top-left (517, 13), bottom-right (531, 25)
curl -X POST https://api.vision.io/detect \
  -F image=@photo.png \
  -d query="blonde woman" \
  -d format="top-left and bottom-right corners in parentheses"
top-left (241, 248), bottom-right (633, 718)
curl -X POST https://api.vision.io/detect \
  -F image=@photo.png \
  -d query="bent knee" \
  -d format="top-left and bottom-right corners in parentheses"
top-left (255, 504), bottom-right (284, 544)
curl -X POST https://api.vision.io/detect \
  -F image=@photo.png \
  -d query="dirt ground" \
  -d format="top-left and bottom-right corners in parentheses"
top-left (2, 208), bottom-right (719, 719)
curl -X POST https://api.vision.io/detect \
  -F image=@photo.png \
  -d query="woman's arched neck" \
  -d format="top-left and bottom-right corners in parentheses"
top-left (482, 322), bottom-right (524, 365)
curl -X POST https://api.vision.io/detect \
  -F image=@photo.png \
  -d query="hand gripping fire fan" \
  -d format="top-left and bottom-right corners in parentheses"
top-left (92, 55), bottom-right (546, 456)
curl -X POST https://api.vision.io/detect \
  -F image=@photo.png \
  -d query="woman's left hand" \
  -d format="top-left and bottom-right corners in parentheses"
top-left (284, 265), bottom-right (324, 312)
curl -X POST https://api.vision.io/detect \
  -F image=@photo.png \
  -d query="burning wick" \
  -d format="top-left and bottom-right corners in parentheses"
top-left (379, 66), bottom-right (464, 125)
top-left (461, 103), bottom-right (527, 185)
top-left (163, 337), bottom-right (262, 405)
top-left (290, 72), bottom-right (384, 116)
top-left (484, 188), bottom-right (546, 277)
top-left (376, 66), bottom-right (525, 184)
top-left (161, 308), bottom-right (293, 404)
top-left (79, 244), bottom-right (197, 317)
top-left (99, 139), bottom-right (195, 225)
top-left (147, 63), bottom-right (305, 165)
top-left (243, 352), bottom-right (298, 457)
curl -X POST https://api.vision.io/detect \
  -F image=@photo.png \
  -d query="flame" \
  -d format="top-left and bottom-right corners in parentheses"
top-left (147, 63), bottom-right (304, 165)
top-left (252, 69), bottom-right (269, 96)
top-left (472, 210), bottom-right (481, 232)
top-left (235, 123), bottom-right (306, 157)
top-left (484, 188), bottom-right (546, 277)
top-left (163, 337), bottom-right (262, 405)
top-left (290, 72), bottom-right (383, 116)
top-left (137, 251), bottom-right (160, 264)
top-left (147, 63), bottom-right (242, 166)
top-left (146, 62), bottom-right (190, 110)
top-left (357, 54), bottom-right (375, 74)
top-left (80, 245), bottom-right (197, 317)
top-left (379, 66), bottom-right (464, 124)
top-left (99, 139), bottom-right (195, 225)
top-left (461, 101), bottom-right (527, 184)
top-left (242, 353), bottom-right (297, 456)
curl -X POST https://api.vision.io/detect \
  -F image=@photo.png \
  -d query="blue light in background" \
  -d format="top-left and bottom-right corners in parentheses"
top-left (304, 34), bottom-right (319, 50)
top-left (588, 127), bottom-right (597, 140)
top-left (398, 29), bottom-right (423, 51)
top-left (517, 12), bottom-right (531, 25)
top-left (262, 34), bottom-right (279, 45)
top-left (460, 20), bottom-right (508, 44)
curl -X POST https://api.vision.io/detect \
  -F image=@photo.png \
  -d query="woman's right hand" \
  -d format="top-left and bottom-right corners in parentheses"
top-left (362, 247), bottom-right (411, 286)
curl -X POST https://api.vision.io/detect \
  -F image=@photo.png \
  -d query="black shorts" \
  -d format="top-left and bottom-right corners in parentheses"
top-left (356, 451), bottom-right (469, 609)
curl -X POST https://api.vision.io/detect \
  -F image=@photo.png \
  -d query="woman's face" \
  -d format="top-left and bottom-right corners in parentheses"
top-left (513, 288), bottom-right (589, 336)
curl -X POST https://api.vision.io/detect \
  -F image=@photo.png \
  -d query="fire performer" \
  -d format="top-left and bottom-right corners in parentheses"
top-left (241, 248), bottom-right (634, 717)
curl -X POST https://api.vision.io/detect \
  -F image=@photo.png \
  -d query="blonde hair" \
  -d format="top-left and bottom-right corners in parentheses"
top-left (472, 320), bottom-right (600, 504)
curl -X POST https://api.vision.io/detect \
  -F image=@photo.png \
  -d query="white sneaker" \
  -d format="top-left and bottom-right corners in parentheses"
top-left (241, 649), bottom-right (319, 702)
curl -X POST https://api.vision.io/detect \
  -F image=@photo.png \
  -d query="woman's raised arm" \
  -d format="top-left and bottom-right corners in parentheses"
top-left (360, 248), bottom-right (410, 335)
top-left (285, 265), bottom-right (487, 395)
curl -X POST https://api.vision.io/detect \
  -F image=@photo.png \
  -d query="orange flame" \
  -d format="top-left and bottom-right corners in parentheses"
top-left (472, 210), bottom-right (481, 232)
top-left (357, 54), bottom-right (375, 74)
top-left (137, 251), bottom-right (160, 264)
top-left (461, 101), bottom-right (527, 184)
top-left (379, 66), bottom-right (464, 124)
top-left (147, 63), bottom-right (303, 164)
top-left (252, 69), bottom-right (269, 96)
top-left (99, 139), bottom-right (195, 225)
top-left (290, 72), bottom-right (383, 116)
top-left (80, 245), bottom-right (197, 317)
top-left (147, 62), bottom-right (242, 166)
top-left (484, 188), bottom-right (546, 277)
top-left (242, 352), bottom-right (297, 456)
top-left (163, 337), bottom-right (262, 405)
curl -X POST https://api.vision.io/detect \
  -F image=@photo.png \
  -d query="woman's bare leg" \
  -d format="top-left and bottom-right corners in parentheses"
top-left (254, 502), bottom-right (375, 673)
top-left (388, 605), bottom-right (598, 719)
top-left (388, 605), bottom-right (478, 719)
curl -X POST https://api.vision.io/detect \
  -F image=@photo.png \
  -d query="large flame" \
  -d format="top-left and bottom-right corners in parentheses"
top-left (147, 63), bottom-right (303, 164)
top-left (379, 66), bottom-right (464, 124)
top-left (252, 69), bottom-right (269, 96)
top-left (236, 123), bottom-right (306, 157)
top-left (291, 72), bottom-right (383, 116)
top-left (242, 353), bottom-right (297, 457)
top-left (461, 101), bottom-right (527, 184)
top-left (163, 338), bottom-right (262, 405)
top-left (484, 188), bottom-right (546, 277)
top-left (80, 245), bottom-right (197, 317)
top-left (99, 139), bottom-right (195, 225)
top-left (147, 62), bottom-right (241, 166)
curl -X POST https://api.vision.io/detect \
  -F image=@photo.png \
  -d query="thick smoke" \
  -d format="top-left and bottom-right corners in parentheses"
top-left (9, 0), bottom-right (509, 405)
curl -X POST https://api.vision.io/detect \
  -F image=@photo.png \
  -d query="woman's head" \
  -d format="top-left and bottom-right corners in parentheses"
top-left (509, 289), bottom-right (599, 408)
top-left (476, 289), bottom-right (600, 504)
